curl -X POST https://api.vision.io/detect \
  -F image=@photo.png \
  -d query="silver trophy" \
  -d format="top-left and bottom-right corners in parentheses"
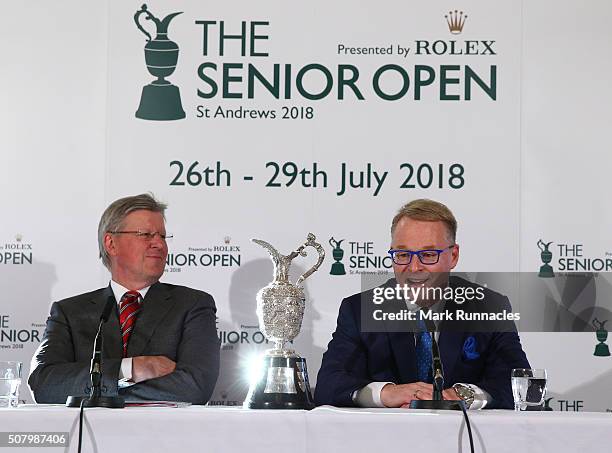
top-left (244, 233), bottom-right (325, 409)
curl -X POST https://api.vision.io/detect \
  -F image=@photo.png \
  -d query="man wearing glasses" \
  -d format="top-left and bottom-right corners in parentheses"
top-left (315, 199), bottom-right (529, 409)
top-left (29, 193), bottom-right (220, 404)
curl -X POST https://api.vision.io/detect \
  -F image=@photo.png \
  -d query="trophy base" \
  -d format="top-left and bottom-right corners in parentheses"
top-left (330, 262), bottom-right (346, 275)
top-left (244, 354), bottom-right (315, 410)
top-left (136, 83), bottom-right (186, 121)
top-left (538, 264), bottom-right (554, 278)
top-left (66, 395), bottom-right (125, 408)
top-left (409, 399), bottom-right (464, 410)
top-left (594, 343), bottom-right (611, 356)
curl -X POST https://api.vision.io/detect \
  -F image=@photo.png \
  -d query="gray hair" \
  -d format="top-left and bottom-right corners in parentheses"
top-left (98, 193), bottom-right (167, 269)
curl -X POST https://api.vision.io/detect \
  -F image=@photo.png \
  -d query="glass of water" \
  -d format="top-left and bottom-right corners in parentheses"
top-left (0, 361), bottom-right (22, 408)
top-left (511, 368), bottom-right (547, 411)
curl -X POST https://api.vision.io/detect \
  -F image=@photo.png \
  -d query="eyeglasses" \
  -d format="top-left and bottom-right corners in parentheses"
top-left (109, 230), bottom-right (173, 241)
top-left (388, 245), bottom-right (455, 265)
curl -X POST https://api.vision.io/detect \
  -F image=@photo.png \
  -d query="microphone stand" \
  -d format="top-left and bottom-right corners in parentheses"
top-left (406, 308), bottom-right (476, 453)
top-left (66, 296), bottom-right (125, 408)
top-left (409, 328), bottom-right (463, 411)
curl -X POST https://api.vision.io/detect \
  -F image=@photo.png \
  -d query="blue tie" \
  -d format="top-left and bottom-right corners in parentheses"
top-left (415, 317), bottom-right (433, 383)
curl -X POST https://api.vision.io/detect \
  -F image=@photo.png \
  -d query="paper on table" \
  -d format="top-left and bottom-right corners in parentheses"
top-left (125, 401), bottom-right (192, 408)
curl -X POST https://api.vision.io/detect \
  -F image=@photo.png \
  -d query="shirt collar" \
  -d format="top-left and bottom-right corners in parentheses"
top-left (110, 280), bottom-right (151, 305)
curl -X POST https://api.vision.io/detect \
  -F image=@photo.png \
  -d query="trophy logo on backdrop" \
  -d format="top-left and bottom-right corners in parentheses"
top-left (329, 237), bottom-right (347, 276)
top-left (592, 318), bottom-right (611, 357)
top-left (543, 397), bottom-right (554, 411)
top-left (134, 4), bottom-right (186, 121)
top-left (537, 239), bottom-right (555, 278)
top-left (445, 10), bottom-right (468, 34)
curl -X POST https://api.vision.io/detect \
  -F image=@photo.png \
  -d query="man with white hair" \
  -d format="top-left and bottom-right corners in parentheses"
top-left (29, 193), bottom-right (220, 404)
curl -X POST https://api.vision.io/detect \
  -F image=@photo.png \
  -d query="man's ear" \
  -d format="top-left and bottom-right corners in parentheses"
top-left (104, 232), bottom-right (117, 257)
top-left (450, 243), bottom-right (460, 269)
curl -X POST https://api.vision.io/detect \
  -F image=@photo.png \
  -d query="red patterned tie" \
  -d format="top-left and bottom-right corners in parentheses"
top-left (119, 291), bottom-right (142, 358)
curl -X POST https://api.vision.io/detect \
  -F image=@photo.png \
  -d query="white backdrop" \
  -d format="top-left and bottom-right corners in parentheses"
top-left (1, 0), bottom-right (611, 411)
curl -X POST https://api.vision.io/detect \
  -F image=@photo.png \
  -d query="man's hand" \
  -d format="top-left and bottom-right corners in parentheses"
top-left (381, 383), bottom-right (462, 408)
top-left (132, 356), bottom-right (176, 383)
top-left (442, 387), bottom-right (461, 401)
top-left (381, 382), bottom-right (433, 407)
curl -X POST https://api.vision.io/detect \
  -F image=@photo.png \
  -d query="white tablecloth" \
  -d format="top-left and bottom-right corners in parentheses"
top-left (1, 405), bottom-right (611, 453)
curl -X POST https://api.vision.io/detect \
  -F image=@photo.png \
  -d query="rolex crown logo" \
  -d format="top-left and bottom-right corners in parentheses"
top-left (224, 236), bottom-right (231, 244)
top-left (445, 10), bottom-right (467, 35)
top-left (15, 234), bottom-right (23, 242)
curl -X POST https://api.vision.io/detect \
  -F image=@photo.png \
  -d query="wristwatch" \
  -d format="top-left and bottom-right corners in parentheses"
top-left (452, 383), bottom-right (475, 409)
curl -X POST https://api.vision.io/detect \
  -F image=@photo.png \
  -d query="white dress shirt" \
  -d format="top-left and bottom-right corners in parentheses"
top-left (110, 280), bottom-right (151, 386)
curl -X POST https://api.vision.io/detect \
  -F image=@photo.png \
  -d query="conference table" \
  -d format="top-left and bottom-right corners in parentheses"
top-left (1, 405), bottom-right (611, 452)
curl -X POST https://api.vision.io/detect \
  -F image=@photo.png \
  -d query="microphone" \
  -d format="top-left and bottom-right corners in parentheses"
top-left (409, 318), bottom-right (461, 410)
top-left (66, 295), bottom-right (125, 408)
top-left (407, 304), bottom-right (475, 453)
top-left (89, 296), bottom-right (115, 398)
top-left (431, 334), bottom-right (444, 401)
top-left (100, 295), bottom-right (115, 322)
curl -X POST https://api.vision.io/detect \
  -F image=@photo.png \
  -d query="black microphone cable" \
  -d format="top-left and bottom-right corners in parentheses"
top-left (428, 316), bottom-right (475, 453)
top-left (459, 401), bottom-right (475, 453)
top-left (75, 295), bottom-right (116, 453)
top-left (76, 318), bottom-right (104, 453)
top-left (77, 398), bottom-right (86, 453)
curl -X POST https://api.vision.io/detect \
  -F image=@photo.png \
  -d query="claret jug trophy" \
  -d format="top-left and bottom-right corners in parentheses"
top-left (244, 233), bottom-right (325, 409)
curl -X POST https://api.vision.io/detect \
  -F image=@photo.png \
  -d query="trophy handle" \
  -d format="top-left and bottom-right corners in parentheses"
top-left (134, 4), bottom-right (158, 41)
top-left (329, 237), bottom-right (343, 249)
top-left (593, 318), bottom-right (607, 330)
top-left (537, 239), bottom-right (553, 252)
top-left (296, 233), bottom-right (325, 286)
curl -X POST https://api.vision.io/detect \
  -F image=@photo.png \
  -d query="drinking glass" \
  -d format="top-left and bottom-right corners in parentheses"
top-left (511, 368), bottom-right (547, 411)
top-left (0, 361), bottom-right (22, 408)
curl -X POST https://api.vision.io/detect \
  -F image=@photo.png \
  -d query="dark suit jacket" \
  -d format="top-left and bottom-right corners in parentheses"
top-left (314, 276), bottom-right (530, 409)
top-left (28, 282), bottom-right (220, 404)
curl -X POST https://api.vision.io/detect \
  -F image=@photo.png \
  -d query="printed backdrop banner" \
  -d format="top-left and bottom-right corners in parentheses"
top-left (107, 0), bottom-right (519, 406)
top-left (1, 0), bottom-right (611, 412)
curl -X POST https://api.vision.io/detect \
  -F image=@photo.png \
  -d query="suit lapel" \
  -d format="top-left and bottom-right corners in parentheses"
top-left (381, 292), bottom-right (465, 384)
top-left (386, 331), bottom-right (417, 383)
top-left (378, 280), bottom-right (418, 383)
top-left (438, 330), bottom-right (463, 384)
top-left (384, 315), bottom-right (462, 385)
top-left (91, 285), bottom-right (123, 359)
top-left (438, 281), bottom-right (468, 384)
top-left (127, 282), bottom-right (174, 357)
